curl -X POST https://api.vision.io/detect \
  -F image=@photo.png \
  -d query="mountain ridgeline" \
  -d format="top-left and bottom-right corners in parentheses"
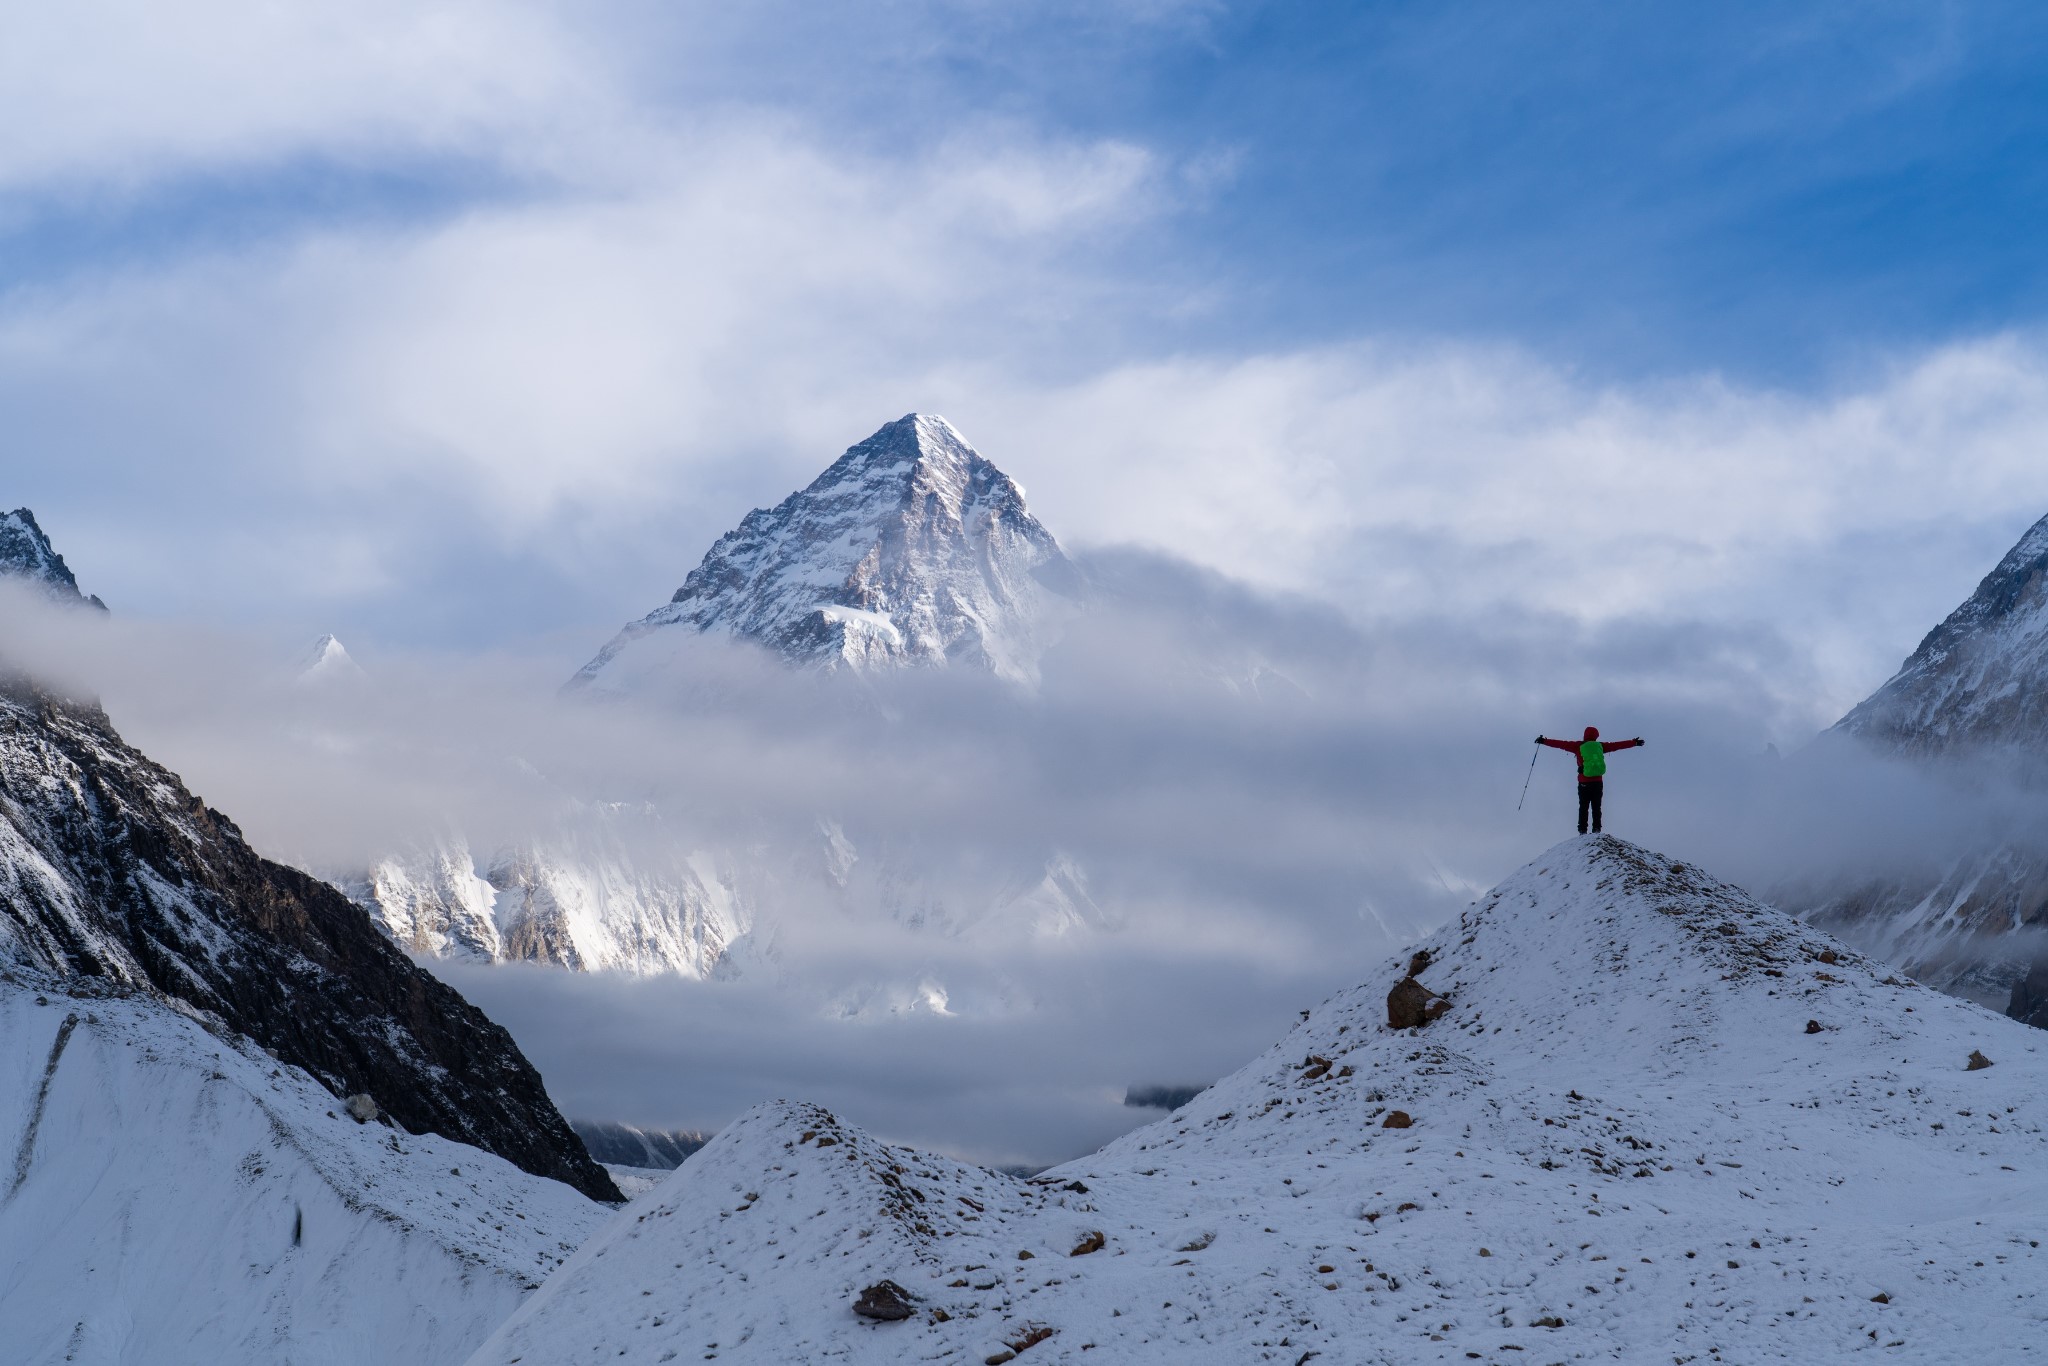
top-left (1806, 508), bottom-right (2048, 1022)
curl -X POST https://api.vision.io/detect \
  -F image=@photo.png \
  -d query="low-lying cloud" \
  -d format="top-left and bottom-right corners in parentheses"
top-left (8, 551), bottom-right (2031, 1166)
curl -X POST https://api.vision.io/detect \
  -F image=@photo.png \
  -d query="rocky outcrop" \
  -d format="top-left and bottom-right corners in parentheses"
top-left (0, 677), bottom-right (618, 1201)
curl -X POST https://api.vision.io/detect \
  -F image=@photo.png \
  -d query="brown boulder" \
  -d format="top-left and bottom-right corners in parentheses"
top-left (1967, 1050), bottom-right (1994, 1071)
top-left (853, 1280), bottom-right (916, 1321)
top-left (1407, 948), bottom-right (1433, 976)
top-left (1388, 977), bottom-right (1447, 1029)
top-left (1383, 1110), bottom-right (1414, 1129)
top-left (1070, 1231), bottom-right (1106, 1256)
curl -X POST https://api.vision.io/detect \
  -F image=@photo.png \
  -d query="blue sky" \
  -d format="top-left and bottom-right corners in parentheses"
top-left (5, 0), bottom-right (2048, 706)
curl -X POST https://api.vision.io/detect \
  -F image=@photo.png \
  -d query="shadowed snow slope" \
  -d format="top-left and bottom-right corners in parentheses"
top-left (466, 836), bottom-right (2048, 1365)
top-left (0, 971), bottom-right (608, 1366)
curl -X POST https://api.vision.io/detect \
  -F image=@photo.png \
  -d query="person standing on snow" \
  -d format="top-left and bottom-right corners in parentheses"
top-left (1535, 727), bottom-right (1643, 834)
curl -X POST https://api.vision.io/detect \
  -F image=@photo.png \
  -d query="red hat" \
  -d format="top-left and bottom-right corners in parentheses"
top-left (1583, 726), bottom-right (1600, 741)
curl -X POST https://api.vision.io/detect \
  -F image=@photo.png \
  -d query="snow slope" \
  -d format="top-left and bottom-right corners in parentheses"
top-left (571, 413), bottom-right (1078, 690)
top-left (0, 969), bottom-right (608, 1366)
top-left (1833, 509), bottom-right (2048, 756)
top-left (467, 836), bottom-right (2048, 1364)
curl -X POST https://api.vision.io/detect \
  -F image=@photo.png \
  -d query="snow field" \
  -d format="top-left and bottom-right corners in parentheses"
top-left (0, 975), bottom-right (608, 1366)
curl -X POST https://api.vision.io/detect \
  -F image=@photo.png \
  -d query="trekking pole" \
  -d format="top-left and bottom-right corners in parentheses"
top-left (1516, 742), bottom-right (1539, 811)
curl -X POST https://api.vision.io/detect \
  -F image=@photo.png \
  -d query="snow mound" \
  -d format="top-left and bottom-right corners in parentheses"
top-left (465, 836), bottom-right (2048, 1364)
top-left (0, 972), bottom-right (607, 1366)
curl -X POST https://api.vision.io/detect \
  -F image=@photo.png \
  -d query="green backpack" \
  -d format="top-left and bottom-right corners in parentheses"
top-left (1580, 740), bottom-right (1607, 777)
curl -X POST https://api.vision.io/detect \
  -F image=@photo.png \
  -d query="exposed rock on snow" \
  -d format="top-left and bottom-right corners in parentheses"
top-left (463, 836), bottom-right (2048, 1363)
top-left (0, 675), bottom-right (618, 1201)
top-left (571, 414), bottom-right (1078, 690)
top-left (0, 970), bottom-right (607, 1366)
top-left (0, 507), bottom-right (106, 610)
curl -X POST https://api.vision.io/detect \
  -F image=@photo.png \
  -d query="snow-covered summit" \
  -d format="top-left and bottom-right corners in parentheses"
top-left (0, 507), bottom-right (105, 610)
top-left (1833, 509), bottom-right (2048, 758)
top-left (571, 414), bottom-right (1078, 689)
top-left (467, 836), bottom-right (2048, 1363)
top-left (295, 632), bottom-right (365, 683)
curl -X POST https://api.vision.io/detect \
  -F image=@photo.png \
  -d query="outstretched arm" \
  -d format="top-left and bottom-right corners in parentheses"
top-left (1601, 738), bottom-right (1644, 752)
top-left (1536, 736), bottom-right (1578, 753)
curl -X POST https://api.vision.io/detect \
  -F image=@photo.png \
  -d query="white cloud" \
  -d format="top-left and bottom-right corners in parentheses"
top-left (0, 0), bottom-right (615, 194)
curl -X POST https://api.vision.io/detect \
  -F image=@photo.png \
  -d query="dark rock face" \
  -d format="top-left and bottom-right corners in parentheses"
top-left (0, 508), bottom-right (106, 610)
top-left (572, 1119), bottom-right (709, 1170)
top-left (2007, 959), bottom-right (2048, 1029)
top-left (0, 678), bottom-right (619, 1201)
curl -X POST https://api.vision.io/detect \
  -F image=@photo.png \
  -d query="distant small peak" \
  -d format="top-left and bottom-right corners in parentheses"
top-left (295, 634), bottom-right (365, 683)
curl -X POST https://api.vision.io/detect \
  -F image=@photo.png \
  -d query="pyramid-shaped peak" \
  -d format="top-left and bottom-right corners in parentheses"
top-left (571, 415), bottom-right (1076, 689)
top-left (294, 633), bottom-right (365, 683)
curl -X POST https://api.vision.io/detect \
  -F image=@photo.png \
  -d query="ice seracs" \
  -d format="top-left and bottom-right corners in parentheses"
top-left (571, 413), bottom-right (1079, 690)
top-left (464, 836), bottom-right (2048, 1363)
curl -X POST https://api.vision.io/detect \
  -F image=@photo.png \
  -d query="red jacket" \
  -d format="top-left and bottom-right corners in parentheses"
top-left (1538, 734), bottom-right (1642, 781)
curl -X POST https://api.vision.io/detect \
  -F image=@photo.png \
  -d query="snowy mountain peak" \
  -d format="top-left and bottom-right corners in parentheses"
top-left (1833, 509), bottom-right (2048, 757)
top-left (0, 508), bottom-right (106, 610)
top-left (465, 835), bottom-right (2048, 1363)
top-left (571, 414), bottom-right (1077, 689)
top-left (295, 632), bottom-right (366, 683)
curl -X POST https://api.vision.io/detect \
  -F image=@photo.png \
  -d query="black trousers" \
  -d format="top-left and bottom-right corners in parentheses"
top-left (1577, 780), bottom-right (1604, 834)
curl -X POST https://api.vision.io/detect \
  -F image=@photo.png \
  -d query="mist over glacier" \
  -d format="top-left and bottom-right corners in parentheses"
top-left (11, 546), bottom-right (2029, 1166)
